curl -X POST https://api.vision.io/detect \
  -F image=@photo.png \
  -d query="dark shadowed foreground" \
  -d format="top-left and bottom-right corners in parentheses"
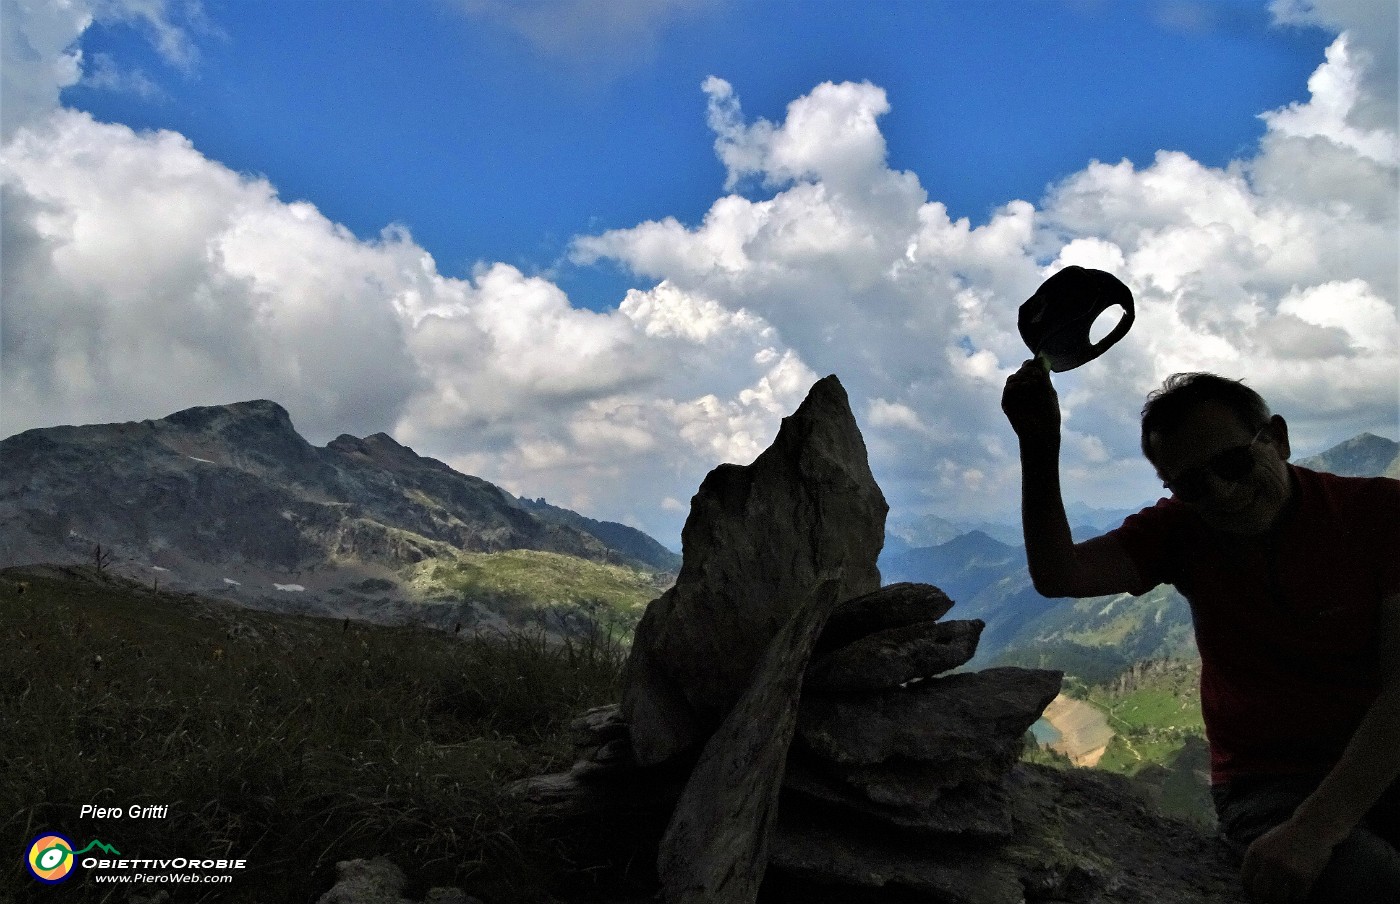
top-left (5, 375), bottom-right (1252, 903)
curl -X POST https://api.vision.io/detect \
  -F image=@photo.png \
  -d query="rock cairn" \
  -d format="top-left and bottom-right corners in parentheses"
top-left (517, 375), bottom-right (1247, 904)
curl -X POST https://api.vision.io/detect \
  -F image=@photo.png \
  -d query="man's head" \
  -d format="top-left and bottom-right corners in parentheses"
top-left (1141, 373), bottom-right (1293, 535)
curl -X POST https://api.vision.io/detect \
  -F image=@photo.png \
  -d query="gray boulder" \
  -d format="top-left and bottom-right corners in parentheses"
top-left (622, 375), bottom-right (887, 765)
top-left (315, 858), bottom-right (413, 904)
top-left (314, 858), bottom-right (481, 904)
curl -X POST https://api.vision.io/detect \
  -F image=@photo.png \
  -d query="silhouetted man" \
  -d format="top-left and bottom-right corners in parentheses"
top-left (1002, 363), bottom-right (1399, 904)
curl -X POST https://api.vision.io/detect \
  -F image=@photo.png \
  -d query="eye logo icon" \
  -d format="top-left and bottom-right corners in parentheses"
top-left (26, 833), bottom-right (76, 883)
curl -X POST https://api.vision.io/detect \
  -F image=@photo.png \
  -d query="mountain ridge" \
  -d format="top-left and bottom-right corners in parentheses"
top-left (0, 400), bottom-right (679, 624)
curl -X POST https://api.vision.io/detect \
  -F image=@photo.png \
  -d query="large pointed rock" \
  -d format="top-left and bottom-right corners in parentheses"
top-left (622, 376), bottom-right (887, 765)
top-left (797, 667), bottom-right (1062, 771)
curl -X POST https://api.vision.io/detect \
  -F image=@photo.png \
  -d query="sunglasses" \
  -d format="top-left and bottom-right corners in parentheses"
top-left (1162, 428), bottom-right (1268, 502)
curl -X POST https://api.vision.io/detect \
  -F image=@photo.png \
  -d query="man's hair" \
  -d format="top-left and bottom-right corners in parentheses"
top-left (1140, 373), bottom-right (1272, 462)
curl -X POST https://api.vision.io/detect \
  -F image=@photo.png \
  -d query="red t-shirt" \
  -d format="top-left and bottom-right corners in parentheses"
top-left (1109, 465), bottom-right (1400, 785)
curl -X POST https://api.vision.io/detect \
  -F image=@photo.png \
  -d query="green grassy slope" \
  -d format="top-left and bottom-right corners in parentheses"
top-left (410, 549), bottom-right (663, 635)
top-left (1, 565), bottom-right (627, 902)
top-left (1007, 584), bottom-right (1198, 664)
top-left (1092, 659), bottom-right (1205, 775)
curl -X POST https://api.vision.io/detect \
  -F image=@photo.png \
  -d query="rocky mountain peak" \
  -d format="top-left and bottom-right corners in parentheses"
top-left (326, 431), bottom-right (455, 475)
top-left (940, 528), bottom-right (1010, 554)
top-left (1, 398), bottom-right (681, 607)
top-left (155, 398), bottom-right (320, 476)
top-left (1296, 431), bottom-right (1400, 478)
top-left (162, 398), bottom-right (295, 435)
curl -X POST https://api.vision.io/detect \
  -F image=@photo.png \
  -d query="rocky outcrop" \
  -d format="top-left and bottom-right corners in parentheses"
top-left (516, 374), bottom-right (1248, 904)
top-left (622, 375), bottom-right (887, 764)
top-left (526, 580), bottom-right (1244, 903)
top-left (798, 666), bottom-right (1060, 770)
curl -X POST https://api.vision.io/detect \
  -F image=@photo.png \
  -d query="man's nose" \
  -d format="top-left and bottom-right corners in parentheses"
top-left (1198, 471), bottom-right (1242, 505)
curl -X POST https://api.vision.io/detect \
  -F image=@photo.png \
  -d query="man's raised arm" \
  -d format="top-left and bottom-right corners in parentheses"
top-left (1001, 359), bottom-right (1143, 599)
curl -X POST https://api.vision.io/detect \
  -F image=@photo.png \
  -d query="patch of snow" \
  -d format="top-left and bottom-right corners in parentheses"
top-left (274, 583), bottom-right (306, 592)
top-left (188, 456), bottom-right (215, 464)
top-left (151, 566), bottom-right (169, 572)
top-left (223, 578), bottom-right (241, 586)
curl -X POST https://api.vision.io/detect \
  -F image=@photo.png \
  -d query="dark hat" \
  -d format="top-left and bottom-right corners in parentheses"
top-left (1018, 266), bottom-right (1134, 372)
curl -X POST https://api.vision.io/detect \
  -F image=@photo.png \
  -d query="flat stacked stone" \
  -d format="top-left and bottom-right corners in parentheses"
top-left (768, 582), bottom-right (1063, 897)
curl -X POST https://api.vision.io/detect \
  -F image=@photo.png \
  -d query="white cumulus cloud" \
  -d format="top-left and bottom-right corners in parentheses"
top-left (571, 35), bottom-right (1396, 524)
top-left (2, 2), bottom-right (1394, 548)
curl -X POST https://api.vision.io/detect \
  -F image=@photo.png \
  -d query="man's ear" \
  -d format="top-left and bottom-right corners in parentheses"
top-left (1269, 414), bottom-right (1291, 460)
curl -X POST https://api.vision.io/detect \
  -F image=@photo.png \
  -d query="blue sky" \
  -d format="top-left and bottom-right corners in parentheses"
top-left (3, 0), bottom-right (1396, 548)
top-left (61, 1), bottom-right (1330, 305)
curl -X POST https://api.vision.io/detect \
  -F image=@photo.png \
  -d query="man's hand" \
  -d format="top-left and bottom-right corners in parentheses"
top-left (1249, 591), bottom-right (1400, 901)
top-left (1001, 358), bottom-right (1061, 444)
top-left (1240, 817), bottom-right (1337, 902)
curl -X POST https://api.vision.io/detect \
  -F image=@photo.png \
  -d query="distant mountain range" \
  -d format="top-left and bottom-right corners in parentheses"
top-left (886, 504), bottom-right (1150, 552)
top-left (883, 432), bottom-right (1398, 671)
top-left (881, 525), bottom-right (1195, 668)
top-left (0, 400), bottom-right (679, 625)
